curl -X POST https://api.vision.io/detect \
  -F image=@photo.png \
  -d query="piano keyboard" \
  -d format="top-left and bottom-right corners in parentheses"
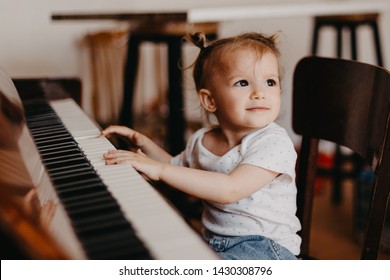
top-left (23, 97), bottom-right (218, 260)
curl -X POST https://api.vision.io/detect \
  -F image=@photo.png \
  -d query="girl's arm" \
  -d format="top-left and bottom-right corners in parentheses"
top-left (101, 125), bottom-right (172, 163)
top-left (103, 149), bottom-right (278, 204)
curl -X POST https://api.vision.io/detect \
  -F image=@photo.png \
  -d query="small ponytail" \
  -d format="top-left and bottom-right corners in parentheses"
top-left (184, 32), bottom-right (208, 51)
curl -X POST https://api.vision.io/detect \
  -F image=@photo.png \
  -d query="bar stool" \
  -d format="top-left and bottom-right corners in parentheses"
top-left (312, 13), bottom-right (383, 66)
top-left (119, 21), bottom-right (218, 154)
top-left (310, 13), bottom-right (384, 204)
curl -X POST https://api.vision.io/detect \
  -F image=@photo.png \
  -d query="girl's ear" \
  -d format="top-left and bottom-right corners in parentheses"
top-left (198, 89), bottom-right (217, 113)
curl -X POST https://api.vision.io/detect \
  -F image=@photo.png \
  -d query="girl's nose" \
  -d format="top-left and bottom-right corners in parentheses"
top-left (250, 88), bottom-right (265, 100)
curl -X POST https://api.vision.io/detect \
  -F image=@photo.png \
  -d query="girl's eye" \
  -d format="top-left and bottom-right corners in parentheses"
top-left (234, 80), bottom-right (249, 87)
top-left (265, 79), bottom-right (278, 87)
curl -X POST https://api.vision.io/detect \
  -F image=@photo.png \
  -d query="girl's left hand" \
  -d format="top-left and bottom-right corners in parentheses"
top-left (103, 149), bottom-right (164, 181)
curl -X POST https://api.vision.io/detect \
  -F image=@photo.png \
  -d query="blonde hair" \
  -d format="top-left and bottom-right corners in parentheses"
top-left (185, 32), bottom-right (280, 92)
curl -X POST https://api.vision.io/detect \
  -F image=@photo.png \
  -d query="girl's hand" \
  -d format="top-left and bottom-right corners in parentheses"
top-left (101, 125), bottom-right (172, 163)
top-left (103, 149), bottom-right (164, 181)
top-left (100, 125), bottom-right (146, 150)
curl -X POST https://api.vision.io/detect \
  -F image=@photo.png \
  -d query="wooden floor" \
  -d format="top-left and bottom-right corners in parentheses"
top-left (309, 177), bottom-right (390, 260)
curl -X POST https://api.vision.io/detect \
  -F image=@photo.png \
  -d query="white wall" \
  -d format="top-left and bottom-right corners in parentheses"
top-left (1, 0), bottom-right (389, 143)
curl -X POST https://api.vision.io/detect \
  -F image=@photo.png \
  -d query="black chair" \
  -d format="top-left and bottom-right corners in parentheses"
top-left (292, 56), bottom-right (390, 259)
top-left (311, 13), bottom-right (384, 204)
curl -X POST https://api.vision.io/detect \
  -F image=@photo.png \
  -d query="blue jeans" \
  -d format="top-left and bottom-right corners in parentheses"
top-left (203, 230), bottom-right (298, 260)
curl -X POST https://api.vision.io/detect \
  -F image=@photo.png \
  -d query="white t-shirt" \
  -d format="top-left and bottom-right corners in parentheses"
top-left (171, 122), bottom-right (302, 255)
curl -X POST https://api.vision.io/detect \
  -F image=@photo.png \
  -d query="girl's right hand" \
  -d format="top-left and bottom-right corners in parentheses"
top-left (103, 149), bottom-right (164, 181)
top-left (101, 125), bottom-right (172, 164)
top-left (100, 125), bottom-right (146, 149)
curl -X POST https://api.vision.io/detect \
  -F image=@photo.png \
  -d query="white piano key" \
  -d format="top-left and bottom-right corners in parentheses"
top-left (50, 99), bottom-right (101, 139)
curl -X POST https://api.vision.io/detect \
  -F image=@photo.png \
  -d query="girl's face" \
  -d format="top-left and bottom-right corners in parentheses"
top-left (203, 49), bottom-right (281, 132)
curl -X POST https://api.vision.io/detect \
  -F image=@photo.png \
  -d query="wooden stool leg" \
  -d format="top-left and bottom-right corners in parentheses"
top-left (311, 22), bottom-right (320, 55)
top-left (336, 25), bottom-right (343, 58)
top-left (120, 35), bottom-right (140, 128)
top-left (371, 21), bottom-right (384, 67)
top-left (333, 25), bottom-right (344, 204)
top-left (350, 24), bottom-right (358, 60)
top-left (167, 37), bottom-right (185, 155)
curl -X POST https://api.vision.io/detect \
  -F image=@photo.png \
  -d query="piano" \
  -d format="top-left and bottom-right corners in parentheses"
top-left (0, 67), bottom-right (218, 260)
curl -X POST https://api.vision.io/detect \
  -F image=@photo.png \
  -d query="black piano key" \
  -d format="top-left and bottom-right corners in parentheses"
top-left (25, 114), bottom-right (58, 123)
top-left (64, 194), bottom-right (119, 212)
top-left (71, 211), bottom-right (127, 230)
top-left (52, 172), bottom-right (98, 185)
top-left (22, 100), bottom-right (153, 260)
top-left (30, 126), bottom-right (68, 136)
top-left (39, 147), bottom-right (83, 158)
top-left (73, 214), bottom-right (130, 235)
top-left (56, 182), bottom-right (107, 198)
top-left (78, 229), bottom-right (138, 246)
top-left (66, 201), bottom-right (123, 221)
top-left (56, 177), bottom-right (103, 190)
top-left (75, 218), bottom-right (132, 239)
top-left (78, 229), bottom-right (150, 259)
top-left (72, 217), bottom-right (152, 259)
top-left (48, 165), bottom-right (95, 178)
top-left (44, 157), bottom-right (91, 170)
top-left (42, 153), bottom-right (84, 164)
top-left (60, 191), bottom-right (110, 206)
top-left (47, 163), bottom-right (93, 176)
top-left (50, 167), bottom-right (95, 179)
top-left (42, 153), bottom-right (86, 165)
top-left (32, 132), bottom-right (72, 142)
top-left (34, 135), bottom-right (76, 146)
top-left (65, 196), bottom-right (118, 213)
top-left (86, 242), bottom-right (151, 260)
top-left (85, 237), bottom-right (151, 260)
top-left (26, 119), bottom-right (63, 129)
top-left (42, 152), bottom-right (85, 163)
top-left (37, 142), bottom-right (79, 154)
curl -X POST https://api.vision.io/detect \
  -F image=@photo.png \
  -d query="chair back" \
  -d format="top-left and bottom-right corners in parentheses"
top-left (292, 56), bottom-right (390, 259)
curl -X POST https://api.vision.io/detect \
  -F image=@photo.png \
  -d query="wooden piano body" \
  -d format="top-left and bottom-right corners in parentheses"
top-left (0, 66), bottom-right (218, 260)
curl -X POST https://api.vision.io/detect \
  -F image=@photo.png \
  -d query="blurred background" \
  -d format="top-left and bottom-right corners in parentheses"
top-left (1, 0), bottom-right (389, 259)
top-left (1, 0), bottom-right (389, 141)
